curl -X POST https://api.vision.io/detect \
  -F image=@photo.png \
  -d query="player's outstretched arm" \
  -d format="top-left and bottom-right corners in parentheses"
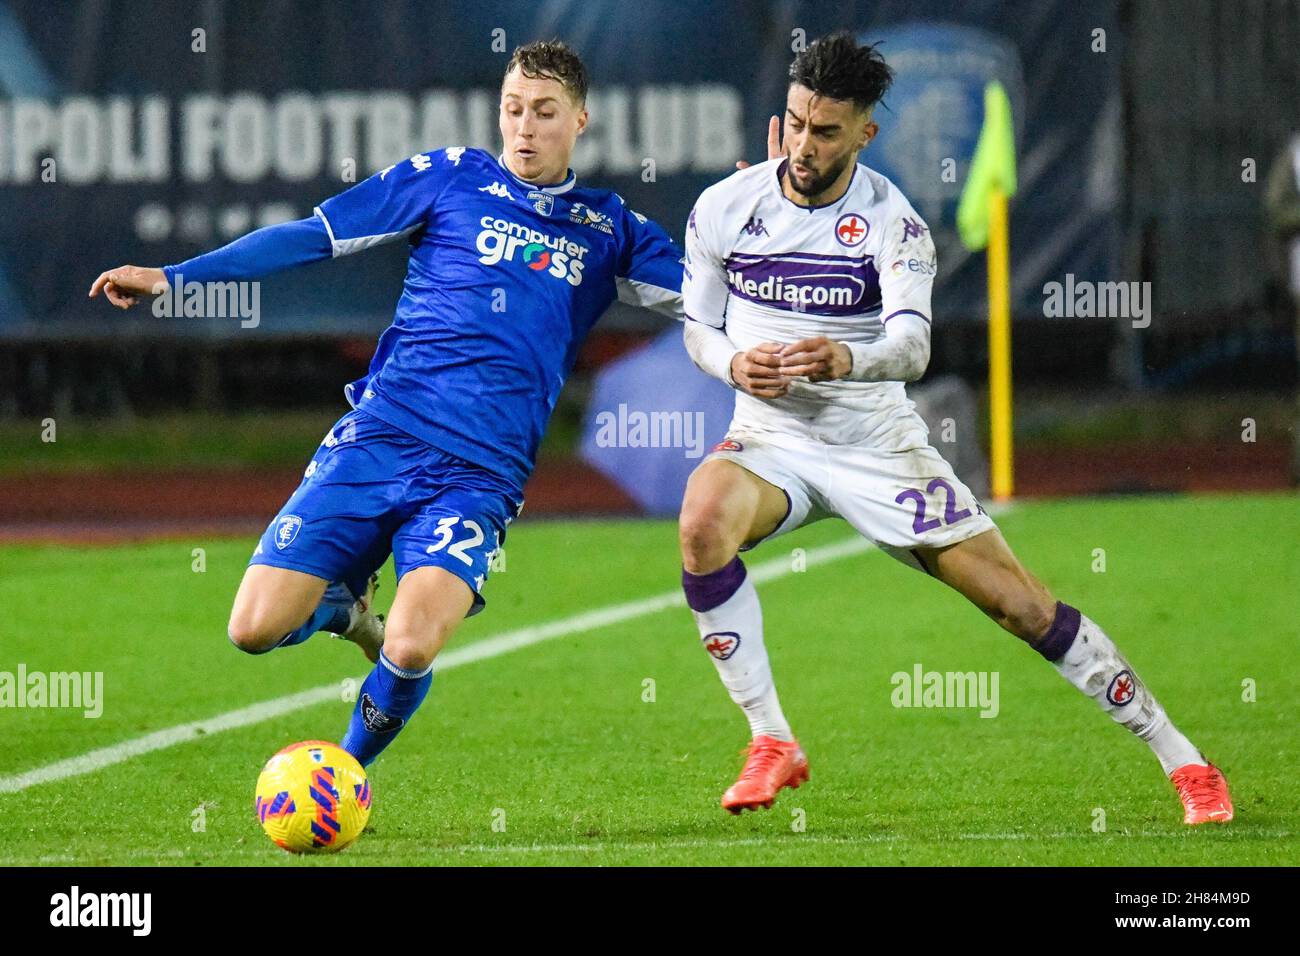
top-left (88, 215), bottom-right (334, 310)
top-left (88, 266), bottom-right (166, 310)
top-left (88, 149), bottom-right (449, 311)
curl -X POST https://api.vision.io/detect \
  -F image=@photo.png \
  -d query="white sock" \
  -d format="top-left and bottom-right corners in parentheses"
top-left (687, 565), bottom-right (792, 741)
top-left (1051, 608), bottom-right (1205, 774)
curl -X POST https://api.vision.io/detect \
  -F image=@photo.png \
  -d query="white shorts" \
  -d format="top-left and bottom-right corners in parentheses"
top-left (706, 430), bottom-right (998, 575)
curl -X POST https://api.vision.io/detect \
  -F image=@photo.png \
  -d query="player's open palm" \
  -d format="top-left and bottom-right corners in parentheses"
top-left (89, 265), bottom-right (166, 309)
top-left (731, 342), bottom-right (791, 398)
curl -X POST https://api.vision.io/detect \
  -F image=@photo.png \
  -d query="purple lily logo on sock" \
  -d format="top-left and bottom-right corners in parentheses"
top-left (704, 631), bottom-right (741, 661)
top-left (359, 693), bottom-right (404, 733)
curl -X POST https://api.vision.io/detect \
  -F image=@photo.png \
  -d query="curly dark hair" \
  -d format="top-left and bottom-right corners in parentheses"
top-left (504, 40), bottom-right (589, 105)
top-left (788, 31), bottom-right (893, 113)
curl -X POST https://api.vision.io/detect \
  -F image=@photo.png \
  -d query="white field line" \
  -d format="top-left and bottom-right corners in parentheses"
top-left (0, 535), bottom-right (877, 795)
top-left (6, 826), bottom-right (1287, 865)
top-left (437, 829), bottom-right (1297, 854)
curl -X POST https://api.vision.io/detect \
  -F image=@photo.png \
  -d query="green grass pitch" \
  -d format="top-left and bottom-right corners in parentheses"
top-left (1, 493), bottom-right (1296, 865)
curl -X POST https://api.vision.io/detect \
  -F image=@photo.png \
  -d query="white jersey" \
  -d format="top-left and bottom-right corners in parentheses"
top-left (684, 157), bottom-right (937, 448)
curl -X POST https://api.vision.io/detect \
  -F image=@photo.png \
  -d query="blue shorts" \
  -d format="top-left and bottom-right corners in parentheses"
top-left (249, 409), bottom-right (524, 616)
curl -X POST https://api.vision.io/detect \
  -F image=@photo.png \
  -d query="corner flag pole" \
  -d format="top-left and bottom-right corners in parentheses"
top-left (956, 81), bottom-right (1017, 502)
top-left (986, 187), bottom-right (1013, 500)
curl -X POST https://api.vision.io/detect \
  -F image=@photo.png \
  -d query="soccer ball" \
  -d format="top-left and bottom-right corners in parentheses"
top-left (254, 740), bottom-right (372, 853)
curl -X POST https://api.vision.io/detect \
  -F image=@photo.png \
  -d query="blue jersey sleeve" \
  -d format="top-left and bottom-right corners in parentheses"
top-left (160, 147), bottom-right (462, 282)
top-left (315, 148), bottom-right (457, 257)
top-left (162, 216), bottom-right (332, 283)
top-left (614, 203), bottom-right (685, 320)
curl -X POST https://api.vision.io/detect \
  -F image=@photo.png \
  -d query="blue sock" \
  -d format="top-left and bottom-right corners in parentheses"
top-left (340, 651), bottom-right (433, 767)
top-left (269, 581), bottom-right (354, 651)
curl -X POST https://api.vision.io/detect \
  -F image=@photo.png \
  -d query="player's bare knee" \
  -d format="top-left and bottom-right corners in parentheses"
top-left (1024, 593), bottom-right (1059, 641)
top-left (679, 503), bottom-right (743, 572)
top-left (226, 612), bottom-right (283, 654)
top-left (996, 594), bottom-right (1057, 643)
top-left (381, 617), bottom-right (451, 672)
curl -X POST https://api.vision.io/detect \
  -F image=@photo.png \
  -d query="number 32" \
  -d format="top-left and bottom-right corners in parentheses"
top-left (425, 516), bottom-right (485, 566)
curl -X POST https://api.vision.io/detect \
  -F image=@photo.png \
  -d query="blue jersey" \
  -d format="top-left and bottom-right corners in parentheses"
top-left (165, 146), bottom-right (684, 488)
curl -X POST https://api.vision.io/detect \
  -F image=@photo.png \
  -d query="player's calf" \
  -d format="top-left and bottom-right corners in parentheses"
top-left (922, 530), bottom-right (1231, 825)
top-left (340, 566), bottom-right (472, 767)
top-left (679, 459), bottom-right (801, 781)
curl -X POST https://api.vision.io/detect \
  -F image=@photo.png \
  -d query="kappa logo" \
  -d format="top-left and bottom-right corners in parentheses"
top-left (835, 213), bottom-right (869, 247)
top-left (712, 439), bottom-right (744, 453)
top-left (381, 152), bottom-right (436, 180)
top-left (901, 216), bottom-right (929, 243)
top-left (703, 631), bottom-right (741, 661)
top-left (527, 190), bottom-right (554, 215)
top-left (274, 515), bottom-right (302, 551)
top-left (742, 216), bottom-right (769, 237)
top-left (479, 181), bottom-right (512, 199)
top-left (1107, 669), bottom-right (1136, 706)
top-left (359, 693), bottom-right (404, 734)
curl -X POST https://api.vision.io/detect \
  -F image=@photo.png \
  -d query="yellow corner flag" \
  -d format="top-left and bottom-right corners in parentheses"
top-left (957, 82), bottom-right (1017, 500)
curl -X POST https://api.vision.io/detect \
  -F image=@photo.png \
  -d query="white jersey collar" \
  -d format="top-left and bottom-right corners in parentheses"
top-left (773, 158), bottom-right (858, 213)
top-left (497, 154), bottom-right (577, 195)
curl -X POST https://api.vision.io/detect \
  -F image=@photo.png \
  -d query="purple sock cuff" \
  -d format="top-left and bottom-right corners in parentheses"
top-left (682, 557), bottom-right (747, 612)
top-left (1035, 601), bottom-right (1081, 661)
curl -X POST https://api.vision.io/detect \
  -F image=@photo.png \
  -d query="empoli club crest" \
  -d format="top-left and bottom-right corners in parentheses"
top-left (527, 191), bottom-right (554, 216)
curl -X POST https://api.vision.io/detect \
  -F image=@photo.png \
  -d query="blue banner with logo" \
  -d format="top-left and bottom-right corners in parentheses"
top-left (0, 0), bottom-right (1118, 338)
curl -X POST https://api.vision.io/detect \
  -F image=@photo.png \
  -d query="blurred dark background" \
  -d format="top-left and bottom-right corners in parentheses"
top-left (1, 0), bottom-right (1296, 530)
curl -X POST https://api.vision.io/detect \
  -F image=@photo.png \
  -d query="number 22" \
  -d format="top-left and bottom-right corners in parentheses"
top-left (895, 478), bottom-right (972, 535)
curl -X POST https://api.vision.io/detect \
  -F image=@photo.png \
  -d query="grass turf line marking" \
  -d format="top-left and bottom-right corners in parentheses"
top-left (7, 827), bottom-right (1288, 865)
top-left (0, 535), bottom-right (878, 794)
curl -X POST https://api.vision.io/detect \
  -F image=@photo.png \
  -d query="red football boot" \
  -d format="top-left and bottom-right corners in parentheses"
top-left (721, 735), bottom-right (809, 814)
top-left (1170, 761), bottom-right (1234, 825)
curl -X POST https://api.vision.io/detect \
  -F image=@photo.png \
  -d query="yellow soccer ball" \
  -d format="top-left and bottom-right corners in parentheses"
top-left (254, 740), bottom-right (372, 853)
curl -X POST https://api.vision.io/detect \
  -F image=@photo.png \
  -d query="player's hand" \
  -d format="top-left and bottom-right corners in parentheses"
top-left (88, 265), bottom-right (166, 309)
top-left (730, 342), bottom-right (791, 398)
top-left (778, 336), bottom-right (852, 382)
top-left (735, 116), bottom-right (783, 170)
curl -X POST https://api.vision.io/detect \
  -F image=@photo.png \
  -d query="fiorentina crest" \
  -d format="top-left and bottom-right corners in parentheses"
top-left (1106, 669), bottom-right (1136, 706)
top-left (703, 631), bottom-right (741, 661)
